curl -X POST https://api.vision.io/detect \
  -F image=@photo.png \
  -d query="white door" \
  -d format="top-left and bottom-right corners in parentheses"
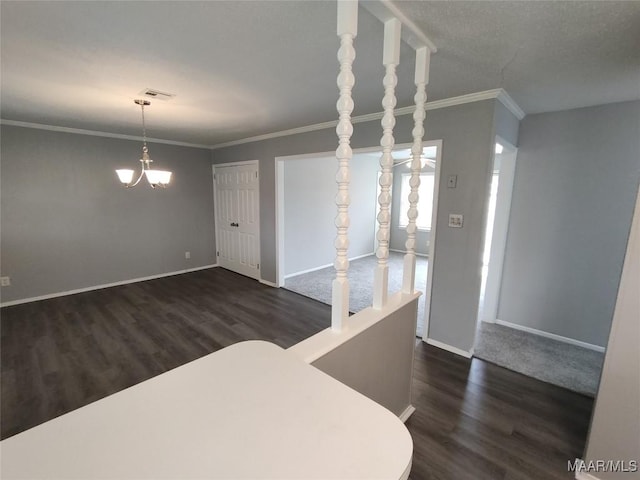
top-left (214, 163), bottom-right (260, 280)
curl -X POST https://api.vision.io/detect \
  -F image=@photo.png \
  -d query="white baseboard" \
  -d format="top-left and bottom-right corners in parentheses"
top-left (425, 338), bottom-right (473, 358)
top-left (284, 252), bottom-right (374, 279)
top-left (259, 278), bottom-right (278, 288)
top-left (494, 319), bottom-right (606, 353)
top-left (398, 405), bottom-right (416, 423)
top-left (284, 262), bottom-right (333, 279)
top-left (0, 264), bottom-right (218, 307)
top-left (389, 249), bottom-right (429, 258)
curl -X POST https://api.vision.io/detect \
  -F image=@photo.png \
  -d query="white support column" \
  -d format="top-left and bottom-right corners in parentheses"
top-left (373, 18), bottom-right (401, 310)
top-left (403, 47), bottom-right (430, 294)
top-left (332, 0), bottom-right (358, 331)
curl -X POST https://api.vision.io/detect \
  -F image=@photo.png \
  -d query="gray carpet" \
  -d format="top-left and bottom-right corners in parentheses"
top-left (284, 252), bottom-right (428, 336)
top-left (286, 255), bottom-right (603, 396)
top-left (474, 321), bottom-right (604, 396)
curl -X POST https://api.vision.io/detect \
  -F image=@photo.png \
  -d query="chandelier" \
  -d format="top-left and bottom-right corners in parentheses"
top-left (115, 99), bottom-right (172, 188)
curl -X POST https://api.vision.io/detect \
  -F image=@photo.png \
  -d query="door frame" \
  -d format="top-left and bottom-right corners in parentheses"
top-left (212, 160), bottom-right (261, 281)
top-left (419, 140), bottom-right (443, 340)
top-left (276, 144), bottom-right (413, 287)
top-left (478, 136), bottom-right (518, 324)
top-left (275, 140), bottom-right (442, 338)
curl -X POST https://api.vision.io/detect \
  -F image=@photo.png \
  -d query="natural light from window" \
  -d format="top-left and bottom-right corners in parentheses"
top-left (399, 173), bottom-right (435, 230)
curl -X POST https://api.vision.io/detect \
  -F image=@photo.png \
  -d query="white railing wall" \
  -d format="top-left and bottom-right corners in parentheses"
top-left (402, 47), bottom-right (430, 294)
top-left (292, 0), bottom-right (437, 423)
top-left (373, 18), bottom-right (401, 310)
top-left (331, 0), bottom-right (358, 331)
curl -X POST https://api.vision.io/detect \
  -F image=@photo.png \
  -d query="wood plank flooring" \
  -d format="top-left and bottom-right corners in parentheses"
top-left (1, 268), bottom-right (331, 439)
top-left (408, 341), bottom-right (593, 479)
top-left (1, 267), bottom-right (593, 479)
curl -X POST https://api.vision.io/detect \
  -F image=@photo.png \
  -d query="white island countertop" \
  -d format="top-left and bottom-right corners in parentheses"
top-left (1, 340), bottom-right (413, 479)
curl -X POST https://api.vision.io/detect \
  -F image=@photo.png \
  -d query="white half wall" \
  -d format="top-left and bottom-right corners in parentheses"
top-left (289, 291), bottom-right (420, 418)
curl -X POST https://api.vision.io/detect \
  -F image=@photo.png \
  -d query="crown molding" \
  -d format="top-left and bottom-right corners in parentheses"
top-left (211, 88), bottom-right (525, 149)
top-left (496, 89), bottom-right (526, 120)
top-left (0, 119), bottom-right (211, 150)
top-left (2, 88), bottom-right (525, 150)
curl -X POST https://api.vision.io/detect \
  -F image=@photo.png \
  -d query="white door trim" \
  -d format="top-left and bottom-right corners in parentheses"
top-left (421, 139), bottom-right (443, 340)
top-left (479, 135), bottom-right (517, 324)
top-left (212, 160), bottom-right (261, 281)
top-left (276, 144), bottom-right (416, 287)
top-left (213, 160), bottom-right (260, 169)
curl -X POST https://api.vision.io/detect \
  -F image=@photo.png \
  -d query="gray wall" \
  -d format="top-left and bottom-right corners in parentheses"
top-left (213, 99), bottom-right (499, 353)
top-left (498, 101), bottom-right (640, 347)
top-left (493, 101), bottom-right (520, 148)
top-left (284, 153), bottom-right (378, 276)
top-left (425, 101), bottom-right (497, 352)
top-left (0, 125), bottom-right (216, 303)
top-left (584, 184), bottom-right (640, 480)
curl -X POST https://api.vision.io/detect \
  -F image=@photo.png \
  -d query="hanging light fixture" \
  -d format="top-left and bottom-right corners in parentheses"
top-left (116, 99), bottom-right (172, 188)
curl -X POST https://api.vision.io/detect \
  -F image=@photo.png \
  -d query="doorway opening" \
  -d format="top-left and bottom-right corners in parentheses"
top-left (472, 138), bottom-right (605, 397)
top-left (275, 141), bottom-right (442, 337)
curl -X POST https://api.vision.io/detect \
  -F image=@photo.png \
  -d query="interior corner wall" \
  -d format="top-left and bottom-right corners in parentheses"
top-left (283, 154), bottom-right (378, 277)
top-left (497, 101), bottom-right (640, 347)
top-left (0, 125), bottom-right (216, 303)
top-left (493, 100), bottom-right (520, 148)
top-left (212, 99), bottom-right (497, 353)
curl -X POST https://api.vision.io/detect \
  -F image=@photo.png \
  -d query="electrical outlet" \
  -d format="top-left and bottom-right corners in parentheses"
top-left (185, 251), bottom-right (191, 259)
top-left (1, 276), bottom-right (11, 287)
top-left (448, 214), bottom-right (463, 228)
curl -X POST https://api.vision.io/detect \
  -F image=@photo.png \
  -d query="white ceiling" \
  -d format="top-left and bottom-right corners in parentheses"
top-left (1, 1), bottom-right (639, 147)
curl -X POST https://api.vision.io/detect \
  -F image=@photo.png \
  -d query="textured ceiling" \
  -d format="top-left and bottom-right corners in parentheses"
top-left (1, 1), bottom-right (639, 146)
top-left (395, 1), bottom-right (640, 114)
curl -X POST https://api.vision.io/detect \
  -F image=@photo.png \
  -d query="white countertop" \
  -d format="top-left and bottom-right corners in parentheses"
top-left (1, 340), bottom-right (412, 479)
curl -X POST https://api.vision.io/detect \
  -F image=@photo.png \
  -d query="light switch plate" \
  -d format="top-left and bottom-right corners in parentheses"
top-left (448, 214), bottom-right (463, 228)
top-left (447, 175), bottom-right (458, 188)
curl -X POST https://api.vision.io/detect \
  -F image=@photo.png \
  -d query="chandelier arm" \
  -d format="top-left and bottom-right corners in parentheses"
top-left (127, 166), bottom-right (146, 188)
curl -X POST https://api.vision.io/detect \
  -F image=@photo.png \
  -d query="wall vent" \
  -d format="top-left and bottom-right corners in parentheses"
top-left (139, 88), bottom-right (176, 101)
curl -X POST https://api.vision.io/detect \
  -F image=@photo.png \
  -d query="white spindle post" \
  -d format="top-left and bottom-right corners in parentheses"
top-left (332, 0), bottom-right (358, 331)
top-left (403, 47), bottom-right (430, 294)
top-left (373, 18), bottom-right (401, 310)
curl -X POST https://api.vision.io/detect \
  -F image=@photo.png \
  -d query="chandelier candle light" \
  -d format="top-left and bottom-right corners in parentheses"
top-left (116, 99), bottom-right (172, 188)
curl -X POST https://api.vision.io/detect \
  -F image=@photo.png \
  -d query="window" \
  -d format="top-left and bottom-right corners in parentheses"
top-left (398, 173), bottom-right (435, 230)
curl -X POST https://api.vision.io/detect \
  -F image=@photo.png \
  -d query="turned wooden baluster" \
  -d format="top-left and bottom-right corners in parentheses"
top-left (403, 47), bottom-right (430, 294)
top-left (373, 18), bottom-right (401, 310)
top-left (332, 0), bottom-right (358, 331)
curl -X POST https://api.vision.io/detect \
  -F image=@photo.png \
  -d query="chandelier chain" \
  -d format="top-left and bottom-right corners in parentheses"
top-left (140, 103), bottom-right (148, 152)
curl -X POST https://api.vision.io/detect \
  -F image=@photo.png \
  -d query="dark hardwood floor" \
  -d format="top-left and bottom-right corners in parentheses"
top-left (1, 268), bottom-right (331, 439)
top-left (408, 341), bottom-right (593, 479)
top-left (1, 267), bottom-right (593, 479)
